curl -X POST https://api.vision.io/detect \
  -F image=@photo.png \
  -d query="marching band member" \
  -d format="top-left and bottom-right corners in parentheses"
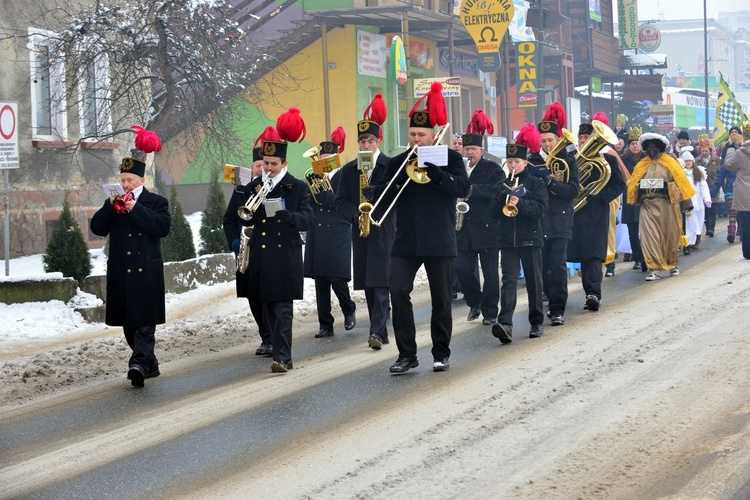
top-left (376, 82), bottom-right (470, 373)
top-left (528, 102), bottom-right (579, 324)
top-left (490, 128), bottom-right (548, 342)
top-left (567, 117), bottom-right (627, 315)
top-left (223, 145), bottom-right (273, 356)
top-left (305, 127), bottom-right (357, 339)
top-left (243, 110), bottom-right (314, 373)
top-left (90, 127), bottom-right (170, 388)
top-left (334, 94), bottom-right (394, 350)
top-left (456, 109), bottom-right (505, 325)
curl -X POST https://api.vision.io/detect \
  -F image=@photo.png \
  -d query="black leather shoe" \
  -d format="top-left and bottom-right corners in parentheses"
top-left (706, 230), bottom-right (714, 237)
top-left (389, 357), bottom-right (419, 373)
top-left (550, 315), bottom-right (564, 326)
top-left (492, 323), bottom-right (513, 344)
top-left (315, 328), bottom-right (334, 338)
top-left (433, 358), bottom-right (450, 372)
top-left (529, 324), bottom-right (544, 338)
top-left (255, 343), bottom-right (273, 356)
top-left (585, 294), bottom-right (600, 311)
top-left (728, 234), bottom-right (736, 243)
top-left (127, 364), bottom-right (145, 388)
top-left (271, 360), bottom-right (293, 373)
top-left (344, 313), bottom-right (356, 330)
top-left (482, 317), bottom-right (496, 325)
top-left (145, 367), bottom-right (160, 379)
top-left (368, 334), bottom-right (388, 350)
top-left (466, 306), bottom-right (481, 321)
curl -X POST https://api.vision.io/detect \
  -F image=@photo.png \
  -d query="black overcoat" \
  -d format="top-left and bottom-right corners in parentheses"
top-left (457, 157), bottom-right (505, 251)
top-left (223, 182), bottom-right (254, 298)
top-left (490, 169), bottom-right (548, 249)
top-left (242, 172), bottom-right (315, 301)
top-left (334, 152), bottom-right (394, 289)
top-left (567, 154), bottom-right (627, 262)
top-left (380, 148), bottom-right (471, 257)
top-left (620, 150), bottom-right (645, 224)
top-left (529, 151), bottom-right (580, 240)
top-left (90, 188), bottom-right (171, 327)
top-left (304, 170), bottom-right (352, 280)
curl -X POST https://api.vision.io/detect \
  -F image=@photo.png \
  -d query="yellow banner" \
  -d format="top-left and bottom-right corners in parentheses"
top-left (460, 0), bottom-right (515, 54)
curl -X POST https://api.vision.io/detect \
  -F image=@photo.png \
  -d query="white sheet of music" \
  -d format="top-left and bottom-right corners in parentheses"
top-left (417, 145), bottom-right (448, 168)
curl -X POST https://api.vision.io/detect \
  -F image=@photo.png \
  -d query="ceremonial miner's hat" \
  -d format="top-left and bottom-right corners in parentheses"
top-left (408, 82), bottom-right (447, 129)
top-left (462, 109), bottom-right (493, 148)
top-left (252, 147), bottom-right (263, 163)
top-left (537, 101), bottom-right (566, 137)
top-left (121, 125), bottom-right (161, 177)
top-left (258, 108), bottom-right (307, 159)
top-left (505, 143), bottom-right (528, 159)
top-left (320, 126), bottom-right (346, 155)
top-left (513, 123), bottom-right (541, 154)
top-left (358, 94), bottom-right (387, 140)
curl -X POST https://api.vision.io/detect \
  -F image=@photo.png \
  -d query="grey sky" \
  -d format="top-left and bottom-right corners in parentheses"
top-left (635, 0), bottom-right (738, 21)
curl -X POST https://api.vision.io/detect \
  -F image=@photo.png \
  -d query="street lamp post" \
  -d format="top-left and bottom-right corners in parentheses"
top-left (704, 0), bottom-right (710, 135)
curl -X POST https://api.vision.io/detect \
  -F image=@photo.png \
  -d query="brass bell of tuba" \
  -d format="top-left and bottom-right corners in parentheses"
top-left (572, 120), bottom-right (618, 212)
top-left (545, 128), bottom-right (576, 184)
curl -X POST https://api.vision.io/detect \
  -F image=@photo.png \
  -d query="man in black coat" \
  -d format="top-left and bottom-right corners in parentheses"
top-left (304, 138), bottom-right (356, 339)
top-left (334, 120), bottom-right (394, 350)
top-left (490, 143), bottom-right (548, 342)
top-left (90, 153), bottom-right (171, 388)
top-left (567, 123), bottom-right (627, 315)
top-left (529, 119), bottom-right (579, 324)
top-left (242, 138), bottom-right (315, 373)
top-left (620, 130), bottom-right (647, 271)
top-left (456, 132), bottom-right (504, 325)
top-left (376, 102), bottom-right (470, 374)
top-left (223, 147), bottom-right (272, 356)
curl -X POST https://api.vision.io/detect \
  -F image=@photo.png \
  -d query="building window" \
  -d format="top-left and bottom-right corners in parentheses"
top-left (28, 28), bottom-right (68, 141)
top-left (79, 52), bottom-right (112, 140)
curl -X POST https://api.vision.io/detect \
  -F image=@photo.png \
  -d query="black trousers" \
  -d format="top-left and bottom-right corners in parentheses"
top-left (705, 204), bottom-right (717, 232)
top-left (314, 276), bottom-right (356, 331)
top-left (248, 297), bottom-right (270, 345)
top-left (365, 286), bottom-right (390, 340)
top-left (266, 300), bottom-right (294, 364)
top-left (498, 247), bottom-right (544, 327)
top-left (123, 325), bottom-right (158, 371)
top-left (542, 238), bottom-right (569, 316)
top-left (626, 222), bottom-right (644, 263)
top-left (580, 258), bottom-right (603, 299)
top-left (738, 211), bottom-right (750, 259)
top-left (456, 246), bottom-right (499, 320)
top-left (390, 256), bottom-right (452, 361)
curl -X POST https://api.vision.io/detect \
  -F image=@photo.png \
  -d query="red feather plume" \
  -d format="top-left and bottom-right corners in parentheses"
top-left (408, 81), bottom-right (447, 127)
top-left (592, 112), bottom-right (609, 126)
top-left (363, 93), bottom-right (387, 126)
top-left (253, 126), bottom-right (281, 149)
top-left (131, 125), bottom-right (161, 154)
top-left (276, 107), bottom-right (306, 143)
top-left (466, 109), bottom-right (494, 135)
top-left (542, 102), bottom-right (566, 136)
top-left (330, 126), bottom-right (346, 154)
top-left (514, 123), bottom-right (541, 154)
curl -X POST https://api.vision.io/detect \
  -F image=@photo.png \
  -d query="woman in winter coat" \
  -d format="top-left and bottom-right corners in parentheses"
top-left (680, 150), bottom-right (711, 251)
top-left (724, 136), bottom-right (750, 259)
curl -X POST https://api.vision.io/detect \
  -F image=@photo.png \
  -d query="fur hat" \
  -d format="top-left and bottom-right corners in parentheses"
top-left (681, 150), bottom-right (695, 162)
top-left (677, 130), bottom-right (690, 140)
top-left (640, 132), bottom-right (669, 150)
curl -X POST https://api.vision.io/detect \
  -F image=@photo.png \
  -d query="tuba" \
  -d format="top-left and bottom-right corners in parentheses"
top-left (238, 178), bottom-right (273, 220)
top-left (572, 120), bottom-right (618, 212)
top-left (545, 128), bottom-right (576, 184)
top-left (502, 170), bottom-right (519, 217)
top-left (303, 146), bottom-right (335, 205)
top-left (236, 226), bottom-right (253, 273)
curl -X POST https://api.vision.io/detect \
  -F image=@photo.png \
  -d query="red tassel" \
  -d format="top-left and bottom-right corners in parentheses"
top-left (514, 123), bottom-right (541, 153)
top-left (542, 102), bottom-right (566, 135)
top-left (363, 93), bottom-right (387, 126)
top-left (466, 110), bottom-right (494, 135)
top-left (592, 112), bottom-right (609, 126)
top-left (276, 107), bottom-right (306, 143)
top-left (131, 125), bottom-right (162, 154)
top-left (426, 82), bottom-right (447, 127)
top-left (253, 126), bottom-right (281, 149)
top-left (330, 126), bottom-right (346, 154)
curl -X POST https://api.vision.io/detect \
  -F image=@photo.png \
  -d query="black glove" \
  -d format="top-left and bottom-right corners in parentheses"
top-left (231, 239), bottom-right (241, 255)
top-left (423, 162), bottom-right (442, 182)
top-left (276, 209), bottom-right (294, 225)
top-left (361, 186), bottom-right (376, 202)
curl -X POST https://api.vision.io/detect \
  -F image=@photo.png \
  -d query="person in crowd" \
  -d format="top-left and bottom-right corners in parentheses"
top-left (334, 94), bottom-right (394, 350)
top-left (712, 126), bottom-right (743, 243)
top-left (239, 110), bottom-right (315, 373)
top-left (375, 82), bottom-right (470, 374)
top-left (304, 127), bottom-right (357, 339)
top-left (673, 129), bottom-right (696, 157)
top-left (695, 135), bottom-right (722, 237)
top-left (626, 132), bottom-right (696, 281)
top-left (224, 145), bottom-right (273, 356)
top-left (528, 102), bottom-right (579, 327)
top-left (490, 133), bottom-right (548, 342)
top-left (90, 127), bottom-right (170, 388)
top-left (567, 118), bottom-right (626, 315)
top-left (614, 134), bottom-right (627, 156)
top-left (680, 150), bottom-right (711, 252)
top-left (620, 127), bottom-right (647, 272)
top-left (456, 110), bottom-right (504, 326)
top-left (724, 127), bottom-right (750, 259)
top-left (451, 133), bottom-right (464, 156)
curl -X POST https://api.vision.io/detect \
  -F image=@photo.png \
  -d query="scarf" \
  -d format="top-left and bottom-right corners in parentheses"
top-left (626, 154), bottom-right (696, 205)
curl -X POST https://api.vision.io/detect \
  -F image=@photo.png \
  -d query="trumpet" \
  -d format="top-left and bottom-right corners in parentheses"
top-left (455, 199), bottom-right (469, 231)
top-left (238, 178), bottom-right (272, 220)
top-left (502, 171), bottom-right (519, 217)
top-left (112, 190), bottom-right (134, 214)
top-left (369, 123), bottom-right (450, 227)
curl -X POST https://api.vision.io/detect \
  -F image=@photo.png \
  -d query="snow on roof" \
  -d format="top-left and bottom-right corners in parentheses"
top-left (621, 53), bottom-right (668, 68)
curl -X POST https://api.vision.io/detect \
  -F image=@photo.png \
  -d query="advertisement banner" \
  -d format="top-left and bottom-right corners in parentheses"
top-left (638, 24), bottom-right (661, 52)
top-left (617, 0), bottom-right (638, 49)
top-left (438, 48), bottom-right (479, 78)
top-left (460, 0), bottom-right (515, 73)
top-left (357, 31), bottom-right (387, 79)
top-left (589, 0), bottom-right (602, 22)
top-left (414, 77), bottom-right (461, 98)
top-left (390, 36), bottom-right (407, 84)
top-left (385, 34), bottom-right (434, 70)
top-left (515, 41), bottom-right (538, 108)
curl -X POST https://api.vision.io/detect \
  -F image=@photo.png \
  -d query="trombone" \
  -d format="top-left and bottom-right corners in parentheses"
top-left (369, 123), bottom-right (450, 227)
